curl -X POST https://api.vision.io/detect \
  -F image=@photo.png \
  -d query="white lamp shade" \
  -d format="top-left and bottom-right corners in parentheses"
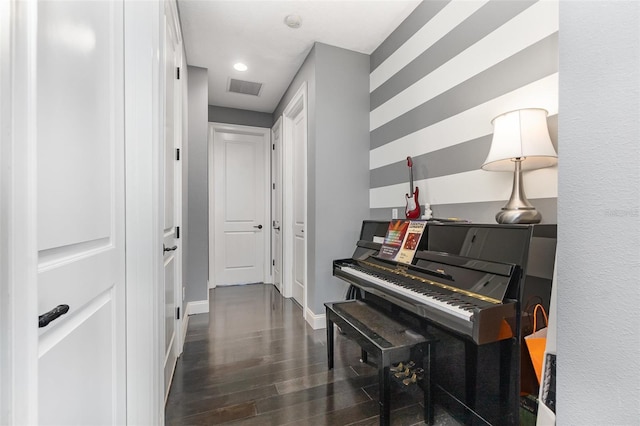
top-left (482, 108), bottom-right (558, 172)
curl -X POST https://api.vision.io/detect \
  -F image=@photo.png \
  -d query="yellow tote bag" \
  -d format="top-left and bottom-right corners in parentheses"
top-left (524, 304), bottom-right (548, 384)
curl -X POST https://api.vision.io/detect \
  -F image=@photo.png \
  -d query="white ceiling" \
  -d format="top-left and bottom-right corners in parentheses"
top-left (178, 0), bottom-right (421, 113)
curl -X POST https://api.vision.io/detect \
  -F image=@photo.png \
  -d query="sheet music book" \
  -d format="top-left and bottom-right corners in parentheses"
top-left (378, 220), bottom-right (427, 264)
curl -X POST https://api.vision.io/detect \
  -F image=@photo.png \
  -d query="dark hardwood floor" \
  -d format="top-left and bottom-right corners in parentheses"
top-left (165, 284), bottom-right (460, 425)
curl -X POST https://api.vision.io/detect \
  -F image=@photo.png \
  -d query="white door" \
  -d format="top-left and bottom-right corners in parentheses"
top-left (163, 4), bottom-right (182, 398)
top-left (211, 124), bottom-right (270, 286)
top-left (291, 111), bottom-right (306, 306)
top-left (282, 83), bottom-right (307, 309)
top-left (271, 118), bottom-right (283, 293)
top-left (36, 1), bottom-right (126, 424)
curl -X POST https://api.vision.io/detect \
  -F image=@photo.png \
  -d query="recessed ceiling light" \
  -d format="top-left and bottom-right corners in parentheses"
top-left (284, 14), bottom-right (302, 29)
top-left (233, 62), bottom-right (248, 72)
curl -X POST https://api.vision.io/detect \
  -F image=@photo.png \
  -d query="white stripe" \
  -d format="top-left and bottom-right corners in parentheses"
top-left (370, 167), bottom-right (558, 208)
top-left (370, 0), bottom-right (488, 92)
top-left (370, 73), bottom-right (558, 170)
top-left (370, 0), bottom-right (559, 131)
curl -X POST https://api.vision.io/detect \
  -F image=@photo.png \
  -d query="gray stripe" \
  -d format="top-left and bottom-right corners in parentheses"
top-left (371, 32), bottom-right (559, 150)
top-left (369, 115), bottom-right (558, 189)
top-left (370, 134), bottom-right (491, 188)
top-left (371, 0), bottom-right (537, 110)
top-left (369, 198), bottom-right (557, 224)
top-left (370, 0), bottom-right (450, 72)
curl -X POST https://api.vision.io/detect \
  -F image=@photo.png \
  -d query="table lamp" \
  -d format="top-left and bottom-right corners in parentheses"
top-left (482, 108), bottom-right (557, 224)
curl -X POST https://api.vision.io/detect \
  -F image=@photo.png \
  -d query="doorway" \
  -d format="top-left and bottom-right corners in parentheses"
top-left (271, 118), bottom-right (283, 294)
top-left (280, 82), bottom-right (308, 315)
top-left (209, 123), bottom-right (271, 287)
top-left (162, 0), bottom-right (184, 399)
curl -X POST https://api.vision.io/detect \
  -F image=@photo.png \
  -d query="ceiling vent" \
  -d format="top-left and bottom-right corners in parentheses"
top-left (228, 78), bottom-right (263, 96)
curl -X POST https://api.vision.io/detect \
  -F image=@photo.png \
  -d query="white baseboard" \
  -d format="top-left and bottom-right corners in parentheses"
top-left (305, 307), bottom-right (326, 330)
top-left (186, 299), bottom-right (209, 316)
top-left (181, 308), bottom-right (190, 346)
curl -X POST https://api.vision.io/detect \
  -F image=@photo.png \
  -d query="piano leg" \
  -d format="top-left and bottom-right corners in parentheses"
top-left (326, 317), bottom-right (334, 370)
top-left (378, 358), bottom-right (391, 426)
top-left (423, 343), bottom-right (435, 425)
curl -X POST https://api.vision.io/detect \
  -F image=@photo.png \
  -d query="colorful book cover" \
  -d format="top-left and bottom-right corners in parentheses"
top-left (378, 220), bottom-right (427, 264)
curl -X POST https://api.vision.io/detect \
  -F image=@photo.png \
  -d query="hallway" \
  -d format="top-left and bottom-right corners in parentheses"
top-left (165, 284), bottom-right (457, 425)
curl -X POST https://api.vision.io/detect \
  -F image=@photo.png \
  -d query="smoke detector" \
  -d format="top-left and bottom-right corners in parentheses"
top-left (284, 14), bottom-right (302, 29)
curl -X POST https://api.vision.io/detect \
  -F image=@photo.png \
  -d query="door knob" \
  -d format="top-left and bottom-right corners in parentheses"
top-left (39, 304), bottom-right (70, 328)
top-left (163, 244), bottom-right (178, 253)
top-left (254, 224), bottom-right (263, 229)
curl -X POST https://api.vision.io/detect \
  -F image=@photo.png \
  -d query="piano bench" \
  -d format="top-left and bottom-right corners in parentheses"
top-left (325, 300), bottom-right (436, 426)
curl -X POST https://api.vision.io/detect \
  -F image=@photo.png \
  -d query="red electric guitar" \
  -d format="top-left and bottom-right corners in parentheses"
top-left (405, 156), bottom-right (421, 219)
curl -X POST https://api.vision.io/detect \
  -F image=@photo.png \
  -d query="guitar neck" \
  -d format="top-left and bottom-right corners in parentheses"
top-left (409, 167), bottom-right (414, 193)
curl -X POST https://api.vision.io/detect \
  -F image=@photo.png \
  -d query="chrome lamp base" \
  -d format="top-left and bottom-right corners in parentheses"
top-left (495, 207), bottom-right (541, 224)
top-left (495, 159), bottom-right (542, 224)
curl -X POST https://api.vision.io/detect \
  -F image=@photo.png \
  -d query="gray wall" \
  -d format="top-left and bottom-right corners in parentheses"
top-left (208, 105), bottom-right (273, 128)
top-left (273, 46), bottom-right (316, 119)
top-left (368, 1), bottom-right (558, 224)
top-left (185, 66), bottom-right (209, 303)
top-left (312, 43), bottom-right (370, 313)
top-left (558, 1), bottom-right (640, 423)
top-left (273, 43), bottom-right (370, 314)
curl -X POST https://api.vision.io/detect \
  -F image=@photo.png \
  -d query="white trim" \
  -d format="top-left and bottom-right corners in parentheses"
top-left (305, 308), bottom-right (326, 330)
top-left (270, 117), bottom-right (283, 294)
top-left (281, 82), bottom-right (308, 318)
top-left (0, 1), bottom-right (39, 423)
top-left (165, 0), bottom-right (182, 45)
top-left (208, 122), bottom-right (271, 287)
top-left (124, 1), bottom-right (164, 424)
top-left (164, 0), bottom-right (185, 376)
top-left (186, 300), bottom-right (210, 316)
top-left (181, 307), bottom-right (190, 342)
top-left (208, 124), bottom-right (215, 290)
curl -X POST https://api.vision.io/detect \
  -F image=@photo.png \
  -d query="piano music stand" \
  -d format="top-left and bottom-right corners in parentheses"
top-left (325, 300), bottom-right (436, 426)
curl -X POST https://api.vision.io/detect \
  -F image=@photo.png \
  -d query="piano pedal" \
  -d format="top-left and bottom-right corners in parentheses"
top-left (390, 362), bottom-right (404, 373)
top-left (394, 366), bottom-right (411, 378)
top-left (401, 368), bottom-right (424, 386)
top-left (391, 360), bottom-right (414, 373)
top-left (402, 372), bottom-right (417, 386)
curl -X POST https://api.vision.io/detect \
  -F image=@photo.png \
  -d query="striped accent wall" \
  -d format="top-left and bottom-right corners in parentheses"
top-left (369, 0), bottom-right (559, 224)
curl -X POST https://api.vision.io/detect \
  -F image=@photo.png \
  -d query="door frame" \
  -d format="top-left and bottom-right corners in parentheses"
top-left (123, 0), bottom-right (166, 424)
top-left (281, 82), bottom-right (308, 318)
top-left (208, 122), bottom-right (272, 288)
top-left (271, 117), bottom-right (283, 293)
top-left (162, 0), bottom-right (184, 399)
top-left (0, 0), bottom-right (39, 423)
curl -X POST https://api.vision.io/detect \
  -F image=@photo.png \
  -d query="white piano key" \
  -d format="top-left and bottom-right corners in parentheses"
top-left (340, 265), bottom-right (473, 322)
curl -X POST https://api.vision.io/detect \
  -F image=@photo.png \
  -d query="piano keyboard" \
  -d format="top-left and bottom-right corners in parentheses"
top-left (338, 263), bottom-right (475, 322)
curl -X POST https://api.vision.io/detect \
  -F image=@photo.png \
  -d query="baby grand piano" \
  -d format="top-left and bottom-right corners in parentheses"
top-left (333, 220), bottom-right (557, 425)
